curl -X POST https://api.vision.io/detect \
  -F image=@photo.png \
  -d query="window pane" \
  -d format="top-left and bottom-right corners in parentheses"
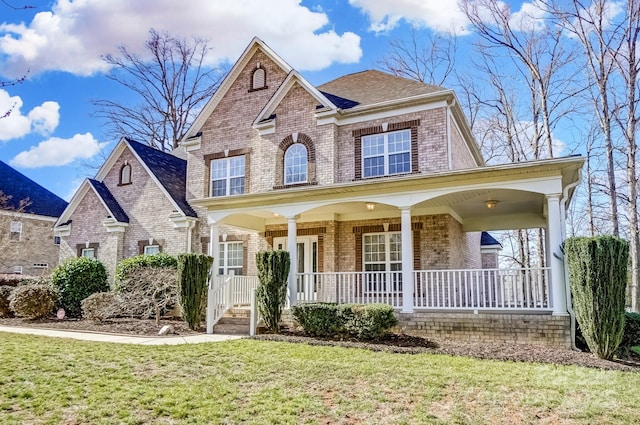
top-left (389, 152), bottom-right (410, 174)
top-left (212, 180), bottom-right (227, 197)
top-left (211, 160), bottom-right (228, 179)
top-left (229, 156), bottom-right (245, 177)
top-left (388, 130), bottom-right (410, 153)
top-left (364, 156), bottom-right (384, 177)
top-left (144, 245), bottom-right (160, 255)
top-left (229, 177), bottom-right (244, 195)
top-left (82, 248), bottom-right (95, 258)
top-left (284, 144), bottom-right (308, 184)
top-left (363, 135), bottom-right (384, 156)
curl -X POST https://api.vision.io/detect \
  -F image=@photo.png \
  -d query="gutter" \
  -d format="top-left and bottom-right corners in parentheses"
top-left (560, 168), bottom-right (582, 351)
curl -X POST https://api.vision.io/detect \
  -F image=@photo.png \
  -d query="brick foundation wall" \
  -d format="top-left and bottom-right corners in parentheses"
top-left (397, 311), bottom-right (571, 348)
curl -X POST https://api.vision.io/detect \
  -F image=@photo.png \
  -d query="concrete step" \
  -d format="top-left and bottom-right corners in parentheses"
top-left (216, 316), bottom-right (249, 326)
top-left (213, 322), bottom-right (250, 335)
top-left (225, 307), bottom-right (251, 318)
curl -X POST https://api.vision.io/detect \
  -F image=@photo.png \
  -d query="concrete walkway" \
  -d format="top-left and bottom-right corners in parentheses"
top-left (0, 325), bottom-right (243, 345)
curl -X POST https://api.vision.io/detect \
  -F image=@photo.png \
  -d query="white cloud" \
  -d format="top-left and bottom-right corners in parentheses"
top-left (348, 0), bottom-right (470, 34)
top-left (0, 89), bottom-right (60, 141)
top-left (10, 132), bottom-right (107, 168)
top-left (508, 1), bottom-right (549, 32)
top-left (0, 0), bottom-right (362, 77)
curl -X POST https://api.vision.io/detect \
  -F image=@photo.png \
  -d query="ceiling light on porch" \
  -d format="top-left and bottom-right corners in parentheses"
top-left (485, 200), bottom-right (499, 209)
top-left (366, 203), bottom-right (375, 212)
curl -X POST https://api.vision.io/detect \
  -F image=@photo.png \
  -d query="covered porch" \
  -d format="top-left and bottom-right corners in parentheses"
top-left (192, 157), bottom-right (584, 335)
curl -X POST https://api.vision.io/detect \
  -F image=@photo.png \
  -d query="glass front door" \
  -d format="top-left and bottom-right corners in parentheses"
top-left (273, 236), bottom-right (318, 299)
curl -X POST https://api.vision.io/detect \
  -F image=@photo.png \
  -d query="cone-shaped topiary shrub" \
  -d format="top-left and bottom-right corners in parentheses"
top-left (51, 257), bottom-right (109, 318)
top-left (177, 253), bottom-right (213, 330)
top-left (565, 236), bottom-right (628, 360)
top-left (256, 250), bottom-right (290, 333)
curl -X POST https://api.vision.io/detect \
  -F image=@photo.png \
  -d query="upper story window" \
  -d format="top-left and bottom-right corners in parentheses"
top-left (250, 65), bottom-right (267, 91)
top-left (284, 143), bottom-right (308, 185)
top-left (362, 129), bottom-right (411, 178)
top-left (9, 221), bottom-right (22, 242)
top-left (119, 162), bottom-right (132, 185)
top-left (211, 156), bottom-right (245, 197)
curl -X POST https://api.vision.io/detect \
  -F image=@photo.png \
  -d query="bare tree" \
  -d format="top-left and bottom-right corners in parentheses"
top-left (92, 29), bottom-right (225, 151)
top-left (377, 28), bottom-right (457, 86)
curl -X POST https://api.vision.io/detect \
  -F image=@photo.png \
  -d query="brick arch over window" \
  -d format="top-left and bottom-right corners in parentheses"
top-left (274, 133), bottom-right (318, 189)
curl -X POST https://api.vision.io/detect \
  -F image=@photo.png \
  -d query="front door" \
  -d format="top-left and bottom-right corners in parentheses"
top-left (273, 236), bottom-right (318, 300)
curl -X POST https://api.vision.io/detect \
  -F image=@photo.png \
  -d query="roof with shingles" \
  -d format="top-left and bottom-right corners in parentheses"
top-left (0, 160), bottom-right (67, 217)
top-left (481, 232), bottom-right (502, 247)
top-left (317, 70), bottom-right (445, 109)
top-left (87, 179), bottom-right (129, 223)
top-left (126, 139), bottom-right (197, 217)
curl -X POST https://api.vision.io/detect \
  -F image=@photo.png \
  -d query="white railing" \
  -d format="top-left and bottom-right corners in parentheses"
top-left (206, 274), bottom-right (260, 333)
top-left (414, 268), bottom-right (551, 310)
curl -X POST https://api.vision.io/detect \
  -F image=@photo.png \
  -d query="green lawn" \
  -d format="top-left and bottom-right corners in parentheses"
top-left (0, 333), bottom-right (638, 425)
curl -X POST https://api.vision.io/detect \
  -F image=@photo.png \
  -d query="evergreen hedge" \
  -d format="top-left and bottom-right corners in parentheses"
top-left (51, 257), bottom-right (109, 318)
top-left (256, 250), bottom-right (290, 333)
top-left (565, 236), bottom-right (628, 360)
top-left (177, 253), bottom-right (213, 330)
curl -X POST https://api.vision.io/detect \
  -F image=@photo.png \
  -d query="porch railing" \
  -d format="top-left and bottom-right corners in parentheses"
top-left (206, 274), bottom-right (260, 333)
top-left (296, 268), bottom-right (551, 311)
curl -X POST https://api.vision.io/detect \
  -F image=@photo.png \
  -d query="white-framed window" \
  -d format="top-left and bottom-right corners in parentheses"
top-left (81, 248), bottom-right (95, 258)
top-left (12, 265), bottom-right (22, 274)
top-left (33, 263), bottom-right (49, 269)
top-left (362, 129), bottom-right (411, 178)
top-left (54, 236), bottom-right (61, 245)
top-left (144, 245), bottom-right (160, 255)
top-left (284, 143), bottom-right (308, 185)
top-left (363, 232), bottom-right (402, 291)
top-left (219, 241), bottom-right (243, 275)
top-left (211, 156), bottom-right (245, 197)
top-left (9, 221), bottom-right (22, 242)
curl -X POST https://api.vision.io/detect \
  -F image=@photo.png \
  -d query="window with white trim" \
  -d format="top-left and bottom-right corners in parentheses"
top-left (9, 221), bottom-right (22, 242)
top-left (211, 156), bottom-right (245, 197)
top-left (284, 143), bottom-right (308, 185)
top-left (363, 232), bottom-right (402, 291)
top-left (54, 236), bottom-right (61, 245)
top-left (12, 265), bottom-right (22, 274)
top-left (81, 248), bottom-right (95, 258)
top-left (144, 245), bottom-right (160, 255)
top-left (219, 241), bottom-right (243, 275)
top-left (362, 129), bottom-right (411, 178)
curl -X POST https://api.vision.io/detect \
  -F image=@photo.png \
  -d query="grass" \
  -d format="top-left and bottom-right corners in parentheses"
top-left (0, 334), bottom-right (638, 425)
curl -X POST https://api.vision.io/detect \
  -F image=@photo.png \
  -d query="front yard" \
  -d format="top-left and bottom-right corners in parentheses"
top-left (1, 333), bottom-right (638, 424)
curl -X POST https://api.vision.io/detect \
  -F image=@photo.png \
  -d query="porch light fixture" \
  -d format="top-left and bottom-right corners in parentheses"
top-left (366, 203), bottom-right (375, 212)
top-left (485, 200), bottom-right (499, 209)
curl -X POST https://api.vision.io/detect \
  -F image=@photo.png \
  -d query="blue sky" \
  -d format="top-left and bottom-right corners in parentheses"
top-left (0, 0), bottom-right (530, 200)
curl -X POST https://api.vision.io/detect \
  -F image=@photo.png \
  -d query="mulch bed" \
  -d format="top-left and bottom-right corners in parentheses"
top-left (1, 316), bottom-right (639, 372)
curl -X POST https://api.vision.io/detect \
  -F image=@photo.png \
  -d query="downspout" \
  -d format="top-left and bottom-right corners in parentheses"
top-left (186, 219), bottom-right (195, 253)
top-left (560, 168), bottom-right (582, 351)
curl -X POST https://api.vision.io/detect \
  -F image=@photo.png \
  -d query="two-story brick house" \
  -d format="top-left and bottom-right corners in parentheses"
top-left (0, 161), bottom-right (68, 275)
top-left (182, 38), bottom-right (584, 347)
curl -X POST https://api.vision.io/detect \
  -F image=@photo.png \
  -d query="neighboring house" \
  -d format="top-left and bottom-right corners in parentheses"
top-left (179, 38), bottom-right (584, 347)
top-left (53, 138), bottom-right (199, 281)
top-left (0, 160), bottom-right (68, 275)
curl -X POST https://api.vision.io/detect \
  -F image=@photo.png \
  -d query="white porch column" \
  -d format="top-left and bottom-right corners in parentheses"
top-left (206, 222), bottom-right (220, 334)
top-left (401, 207), bottom-right (414, 313)
top-left (547, 194), bottom-right (567, 315)
top-left (287, 216), bottom-right (298, 307)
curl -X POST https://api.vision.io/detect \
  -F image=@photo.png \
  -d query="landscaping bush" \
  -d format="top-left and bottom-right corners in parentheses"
top-left (115, 255), bottom-right (178, 323)
top-left (177, 253), bottom-right (213, 330)
top-left (291, 303), bottom-right (341, 336)
top-left (81, 292), bottom-right (123, 322)
top-left (0, 285), bottom-right (14, 317)
top-left (9, 284), bottom-right (58, 319)
top-left (256, 250), bottom-right (290, 333)
top-left (292, 302), bottom-right (398, 340)
top-left (51, 257), bottom-right (109, 318)
top-left (566, 236), bottom-right (629, 360)
top-left (620, 312), bottom-right (640, 352)
top-left (0, 274), bottom-right (35, 287)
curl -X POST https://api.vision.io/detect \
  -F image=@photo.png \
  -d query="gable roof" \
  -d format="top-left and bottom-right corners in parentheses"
top-left (481, 232), bottom-right (502, 248)
top-left (0, 160), bottom-right (67, 217)
top-left (183, 37), bottom-right (294, 141)
top-left (125, 139), bottom-right (197, 217)
top-left (317, 70), bottom-right (445, 109)
top-left (87, 179), bottom-right (129, 223)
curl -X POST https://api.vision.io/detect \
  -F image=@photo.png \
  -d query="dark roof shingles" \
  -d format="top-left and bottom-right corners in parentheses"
top-left (126, 139), bottom-right (197, 217)
top-left (88, 179), bottom-right (129, 223)
top-left (481, 232), bottom-right (502, 247)
top-left (0, 160), bottom-right (68, 217)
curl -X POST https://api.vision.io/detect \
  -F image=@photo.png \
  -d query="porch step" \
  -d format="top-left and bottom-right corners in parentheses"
top-left (224, 307), bottom-right (251, 318)
top-left (213, 314), bottom-right (250, 335)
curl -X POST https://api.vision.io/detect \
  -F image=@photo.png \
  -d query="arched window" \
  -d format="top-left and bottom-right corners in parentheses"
top-left (119, 162), bottom-right (132, 185)
top-left (284, 143), bottom-right (308, 185)
top-left (251, 67), bottom-right (266, 91)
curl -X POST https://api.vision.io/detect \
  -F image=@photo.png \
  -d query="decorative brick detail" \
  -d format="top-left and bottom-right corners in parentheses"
top-left (263, 227), bottom-right (327, 238)
top-left (137, 239), bottom-right (164, 255)
top-left (248, 65), bottom-right (268, 92)
top-left (353, 120), bottom-right (420, 180)
top-left (76, 242), bottom-right (99, 257)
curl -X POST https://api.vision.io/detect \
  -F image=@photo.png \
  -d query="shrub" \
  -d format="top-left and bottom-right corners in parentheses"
top-left (0, 274), bottom-right (35, 287)
top-left (9, 284), bottom-right (58, 319)
top-left (0, 285), bottom-right (14, 317)
top-left (292, 302), bottom-right (398, 340)
top-left (115, 253), bottom-right (177, 283)
top-left (177, 253), bottom-right (213, 330)
top-left (566, 236), bottom-right (629, 360)
top-left (116, 267), bottom-right (178, 323)
top-left (291, 303), bottom-right (340, 336)
top-left (81, 292), bottom-right (123, 322)
top-left (620, 312), bottom-right (640, 352)
top-left (51, 257), bottom-right (109, 318)
top-left (256, 250), bottom-right (290, 333)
